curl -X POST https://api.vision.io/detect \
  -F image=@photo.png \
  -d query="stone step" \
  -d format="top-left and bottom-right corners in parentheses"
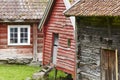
top-left (32, 72), bottom-right (45, 80)
top-left (32, 65), bottom-right (54, 80)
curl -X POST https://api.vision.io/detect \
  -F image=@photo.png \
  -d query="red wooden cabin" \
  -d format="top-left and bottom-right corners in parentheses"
top-left (0, 0), bottom-right (47, 63)
top-left (39, 0), bottom-right (76, 79)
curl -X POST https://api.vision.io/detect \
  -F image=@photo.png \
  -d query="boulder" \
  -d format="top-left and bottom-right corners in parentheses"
top-left (32, 72), bottom-right (45, 80)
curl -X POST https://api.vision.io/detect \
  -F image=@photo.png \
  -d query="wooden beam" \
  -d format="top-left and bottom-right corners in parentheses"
top-left (33, 24), bottom-right (38, 61)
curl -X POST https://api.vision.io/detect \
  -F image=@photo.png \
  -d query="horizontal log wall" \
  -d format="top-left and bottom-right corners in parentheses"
top-left (0, 23), bottom-right (43, 55)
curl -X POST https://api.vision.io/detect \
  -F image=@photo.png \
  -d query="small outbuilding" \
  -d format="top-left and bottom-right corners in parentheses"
top-left (0, 0), bottom-right (47, 63)
top-left (65, 0), bottom-right (120, 80)
top-left (39, 0), bottom-right (76, 79)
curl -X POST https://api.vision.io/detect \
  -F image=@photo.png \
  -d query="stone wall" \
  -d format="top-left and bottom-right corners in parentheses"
top-left (77, 19), bottom-right (120, 80)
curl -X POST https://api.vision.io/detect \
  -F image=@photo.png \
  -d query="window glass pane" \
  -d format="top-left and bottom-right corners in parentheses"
top-left (14, 39), bottom-right (18, 43)
top-left (21, 39), bottom-right (23, 43)
top-left (21, 39), bottom-right (28, 43)
top-left (10, 28), bottom-right (13, 32)
top-left (10, 33), bottom-right (13, 37)
top-left (21, 33), bottom-right (24, 37)
top-left (14, 33), bottom-right (18, 37)
top-left (10, 28), bottom-right (18, 43)
top-left (10, 38), bottom-right (18, 43)
top-left (25, 33), bottom-right (28, 37)
top-left (21, 28), bottom-right (24, 32)
top-left (21, 28), bottom-right (28, 32)
top-left (20, 28), bottom-right (28, 43)
top-left (14, 28), bottom-right (17, 32)
top-left (25, 28), bottom-right (28, 32)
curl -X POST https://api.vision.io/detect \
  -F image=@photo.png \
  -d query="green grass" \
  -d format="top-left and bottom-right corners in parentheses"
top-left (0, 64), bottom-right (69, 80)
top-left (48, 69), bottom-right (67, 80)
top-left (0, 64), bottom-right (40, 80)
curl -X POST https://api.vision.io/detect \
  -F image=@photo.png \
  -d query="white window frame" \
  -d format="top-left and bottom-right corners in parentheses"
top-left (8, 25), bottom-right (30, 46)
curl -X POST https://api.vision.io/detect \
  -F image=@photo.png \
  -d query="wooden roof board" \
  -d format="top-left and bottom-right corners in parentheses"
top-left (64, 0), bottom-right (120, 16)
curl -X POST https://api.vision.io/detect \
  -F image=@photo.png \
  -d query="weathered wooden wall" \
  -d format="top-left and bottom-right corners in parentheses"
top-left (43, 0), bottom-right (76, 76)
top-left (0, 23), bottom-right (43, 56)
top-left (37, 29), bottom-right (43, 53)
top-left (76, 17), bottom-right (120, 80)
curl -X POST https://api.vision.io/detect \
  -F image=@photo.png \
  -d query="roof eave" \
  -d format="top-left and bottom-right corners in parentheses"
top-left (65, 13), bottom-right (120, 17)
top-left (38, 0), bottom-right (54, 31)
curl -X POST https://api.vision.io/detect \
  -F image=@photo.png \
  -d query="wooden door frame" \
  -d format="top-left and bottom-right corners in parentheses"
top-left (51, 33), bottom-right (59, 64)
top-left (100, 48), bottom-right (118, 80)
top-left (51, 33), bottom-right (54, 63)
top-left (115, 49), bottom-right (118, 80)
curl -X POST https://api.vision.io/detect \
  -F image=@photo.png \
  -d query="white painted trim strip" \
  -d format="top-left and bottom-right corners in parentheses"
top-left (63, 0), bottom-right (75, 31)
top-left (64, 0), bottom-right (81, 14)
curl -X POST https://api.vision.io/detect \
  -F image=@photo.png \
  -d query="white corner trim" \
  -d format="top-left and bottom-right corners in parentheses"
top-left (64, 0), bottom-right (81, 13)
top-left (63, 0), bottom-right (71, 9)
top-left (63, 0), bottom-right (75, 31)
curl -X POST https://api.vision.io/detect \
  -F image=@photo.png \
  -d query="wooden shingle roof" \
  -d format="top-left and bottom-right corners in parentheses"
top-left (0, 0), bottom-right (48, 20)
top-left (38, 0), bottom-right (54, 30)
top-left (64, 0), bottom-right (120, 16)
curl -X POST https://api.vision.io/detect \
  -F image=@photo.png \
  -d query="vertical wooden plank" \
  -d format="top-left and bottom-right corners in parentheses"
top-left (101, 49), bottom-right (118, 80)
top-left (33, 24), bottom-right (38, 61)
top-left (42, 27), bottom-right (45, 65)
top-left (106, 50), bottom-right (109, 80)
top-left (101, 49), bottom-right (106, 80)
top-left (108, 50), bottom-right (114, 80)
top-left (101, 49), bottom-right (104, 80)
top-left (115, 49), bottom-right (118, 80)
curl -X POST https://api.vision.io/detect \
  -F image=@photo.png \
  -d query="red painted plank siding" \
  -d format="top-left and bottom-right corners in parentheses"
top-left (43, 0), bottom-right (76, 77)
top-left (0, 24), bottom-right (43, 55)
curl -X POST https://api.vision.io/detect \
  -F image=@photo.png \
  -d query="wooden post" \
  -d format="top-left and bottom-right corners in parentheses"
top-left (33, 24), bottom-right (38, 61)
top-left (54, 68), bottom-right (58, 80)
top-left (115, 49), bottom-right (118, 80)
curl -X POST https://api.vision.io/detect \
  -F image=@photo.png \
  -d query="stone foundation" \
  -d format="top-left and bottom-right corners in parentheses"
top-left (0, 53), bottom-right (32, 64)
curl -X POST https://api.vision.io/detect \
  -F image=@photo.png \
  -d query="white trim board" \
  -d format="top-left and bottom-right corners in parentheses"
top-left (63, 0), bottom-right (76, 36)
top-left (63, 0), bottom-right (75, 30)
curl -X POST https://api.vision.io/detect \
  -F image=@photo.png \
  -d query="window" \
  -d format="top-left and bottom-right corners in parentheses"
top-left (67, 39), bottom-right (71, 47)
top-left (8, 25), bottom-right (30, 45)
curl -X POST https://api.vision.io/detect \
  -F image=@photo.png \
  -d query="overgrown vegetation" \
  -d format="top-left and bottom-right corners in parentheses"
top-left (48, 70), bottom-right (67, 80)
top-left (77, 16), bottom-right (120, 27)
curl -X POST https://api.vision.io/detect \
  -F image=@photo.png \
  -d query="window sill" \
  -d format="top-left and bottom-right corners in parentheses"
top-left (8, 43), bottom-right (31, 46)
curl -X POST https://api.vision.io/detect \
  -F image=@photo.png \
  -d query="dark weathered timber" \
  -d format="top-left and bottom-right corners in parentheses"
top-left (76, 17), bottom-right (120, 80)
